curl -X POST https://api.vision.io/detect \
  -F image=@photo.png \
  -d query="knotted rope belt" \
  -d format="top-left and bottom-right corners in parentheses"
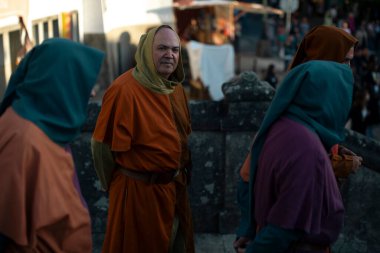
top-left (118, 166), bottom-right (180, 184)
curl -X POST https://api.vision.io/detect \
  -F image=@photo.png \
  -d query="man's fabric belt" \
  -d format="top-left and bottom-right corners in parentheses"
top-left (118, 166), bottom-right (180, 184)
top-left (293, 241), bottom-right (330, 252)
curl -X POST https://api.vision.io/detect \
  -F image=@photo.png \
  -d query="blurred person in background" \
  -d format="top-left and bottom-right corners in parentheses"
top-left (364, 55), bottom-right (380, 137)
top-left (0, 38), bottom-right (104, 253)
top-left (283, 34), bottom-right (297, 71)
top-left (349, 89), bottom-right (371, 135)
top-left (264, 64), bottom-right (278, 89)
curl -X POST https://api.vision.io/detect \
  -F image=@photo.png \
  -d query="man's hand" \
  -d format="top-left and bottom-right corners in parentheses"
top-left (338, 146), bottom-right (356, 156)
top-left (351, 155), bottom-right (363, 173)
top-left (338, 146), bottom-right (363, 173)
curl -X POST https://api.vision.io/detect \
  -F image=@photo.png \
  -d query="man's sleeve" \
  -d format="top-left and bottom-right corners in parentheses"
top-left (236, 178), bottom-right (255, 238)
top-left (246, 224), bottom-right (302, 253)
top-left (91, 139), bottom-right (115, 191)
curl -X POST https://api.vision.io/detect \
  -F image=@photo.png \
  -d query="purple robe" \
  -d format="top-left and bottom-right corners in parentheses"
top-left (254, 117), bottom-right (344, 247)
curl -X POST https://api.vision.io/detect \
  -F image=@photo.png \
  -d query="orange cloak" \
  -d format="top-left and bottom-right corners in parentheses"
top-left (0, 108), bottom-right (92, 253)
top-left (93, 69), bottom-right (194, 253)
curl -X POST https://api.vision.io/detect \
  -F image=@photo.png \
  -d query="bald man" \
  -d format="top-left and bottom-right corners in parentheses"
top-left (92, 25), bottom-right (194, 253)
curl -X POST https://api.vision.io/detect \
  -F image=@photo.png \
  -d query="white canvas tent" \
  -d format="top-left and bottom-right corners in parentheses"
top-left (173, 0), bottom-right (284, 16)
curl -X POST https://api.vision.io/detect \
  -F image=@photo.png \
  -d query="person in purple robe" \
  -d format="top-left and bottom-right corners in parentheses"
top-left (234, 25), bottom-right (359, 252)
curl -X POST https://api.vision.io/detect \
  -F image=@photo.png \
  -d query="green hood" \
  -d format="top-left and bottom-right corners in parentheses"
top-left (0, 38), bottom-right (104, 146)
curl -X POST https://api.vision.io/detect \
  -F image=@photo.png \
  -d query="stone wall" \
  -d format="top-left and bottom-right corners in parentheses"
top-left (71, 71), bottom-right (380, 252)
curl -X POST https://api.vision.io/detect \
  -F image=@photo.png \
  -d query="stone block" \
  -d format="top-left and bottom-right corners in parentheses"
top-left (195, 234), bottom-right (236, 253)
top-left (219, 132), bottom-right (255, 234)
top-left (332, 167), bottom-right (380, 253)
top-left (82, 102), bottom-right (101, 132)
top-left (342, 129), bottom-right (380, 172)
top-left (189, 100), bottom-right (225, 131)
top-left (222, 101), bottom-right (270, 131)
top-left (71, 133), bottom-right (108, 235)
top-left (189, 132), bottom-right (225, 232)
top-left (222, 71), bottom-right (275, 102)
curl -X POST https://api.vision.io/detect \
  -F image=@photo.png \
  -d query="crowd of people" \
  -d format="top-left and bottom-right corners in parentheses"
top-left (350, 46), bottom-right (380, 137)
top-left (262, 1), bottom-right (380, 61)
top-left (261, 3), bottom-right (380, 138)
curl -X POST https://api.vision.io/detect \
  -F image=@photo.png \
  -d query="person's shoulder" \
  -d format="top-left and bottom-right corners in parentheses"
top-left (1, 109), bottom-right (50, 151)
top-left (103, 69), bottom-right (139, 99)
top-left (302, 60), bottom-right (348, 74)
top-left (263, 118), bottom-right (328, 172)
top-left (110, 69), bottom-right (135, 89)
top-left (305, 61), bottom-right (354, 86)
top-left (272, 117), bottom-right (323, 153)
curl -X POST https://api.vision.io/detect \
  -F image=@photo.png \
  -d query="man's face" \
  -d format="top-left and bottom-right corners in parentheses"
top-left (152, 28), bottom-right (180, 79)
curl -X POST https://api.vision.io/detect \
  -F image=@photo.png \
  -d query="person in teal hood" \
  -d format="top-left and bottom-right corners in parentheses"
top-left (234, 25), bottom-right (359, 253)
top-left (0, 38), bottom-right (104, 252)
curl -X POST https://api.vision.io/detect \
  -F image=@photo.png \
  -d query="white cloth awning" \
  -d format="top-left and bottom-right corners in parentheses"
top-left (173, 0), bottom-right (284, 16)
top-left (186, 40), bottom-right (235, 101)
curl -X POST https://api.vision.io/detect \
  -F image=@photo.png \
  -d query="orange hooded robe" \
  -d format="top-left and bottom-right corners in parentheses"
top-left (92, 69), bottom-right (194, 253)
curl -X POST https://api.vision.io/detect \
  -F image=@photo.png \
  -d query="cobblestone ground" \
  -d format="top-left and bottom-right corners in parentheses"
top-left (93, 233), bottom-right (237, 253)
top-left (195, 234), bottom-right (236, 253)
